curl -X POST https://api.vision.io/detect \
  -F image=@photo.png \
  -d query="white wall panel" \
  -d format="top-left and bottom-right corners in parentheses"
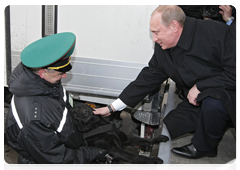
top-left (58, 5), bottom-right (157, 64)
top-left (10, 5), bottom-right (41, 51)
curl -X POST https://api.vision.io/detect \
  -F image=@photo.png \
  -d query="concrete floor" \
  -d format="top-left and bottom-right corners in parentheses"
top-left (4, 144), bottom-right (18, 164)
top-left (170, 129), bottom-right (236, 164)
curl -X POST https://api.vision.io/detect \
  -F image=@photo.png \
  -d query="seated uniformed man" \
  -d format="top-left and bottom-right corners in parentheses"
top-left (5, 32), bottom-right (106, 164)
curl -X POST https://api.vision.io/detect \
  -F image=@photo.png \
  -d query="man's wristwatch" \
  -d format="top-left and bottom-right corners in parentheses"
top-left (107, 105), bottom-right (114, 114)
top-left (225, 16), bottom-right (234, 23)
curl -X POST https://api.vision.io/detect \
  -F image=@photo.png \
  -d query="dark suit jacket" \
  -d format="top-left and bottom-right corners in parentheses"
top-left (230, 19), bottom-right (238, 33)
top-left (119, 17), bottom-right (236, 127)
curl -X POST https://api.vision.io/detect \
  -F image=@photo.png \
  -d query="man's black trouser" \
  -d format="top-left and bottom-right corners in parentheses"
top-left (163, 97), bottom-right (230, 152)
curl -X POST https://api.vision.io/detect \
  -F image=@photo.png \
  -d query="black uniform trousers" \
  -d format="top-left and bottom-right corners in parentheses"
top-left (163, 97), bottom-right (230, 152)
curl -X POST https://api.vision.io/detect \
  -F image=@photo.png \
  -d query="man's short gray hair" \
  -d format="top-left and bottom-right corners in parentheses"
top-left (152, 5), bottom-right (186, 27)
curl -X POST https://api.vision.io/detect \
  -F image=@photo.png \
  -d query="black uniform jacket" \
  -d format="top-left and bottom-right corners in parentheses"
top-left (6, 63), bottom-right (99, 163)
top-left (119, 17), bottom-right (236, 128)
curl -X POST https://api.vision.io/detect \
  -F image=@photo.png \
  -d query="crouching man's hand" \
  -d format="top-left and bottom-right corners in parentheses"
top-left (187, 84), bottom-right (201, 106)
top-left (94, 105), bottom-right (115, 117)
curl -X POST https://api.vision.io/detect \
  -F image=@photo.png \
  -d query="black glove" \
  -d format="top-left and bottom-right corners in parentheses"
top-left (88, 147), bottom-right (108, 163)
top-left (95, 153), bottom-right (108, 163)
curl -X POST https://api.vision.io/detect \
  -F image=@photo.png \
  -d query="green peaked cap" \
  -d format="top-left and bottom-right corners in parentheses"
top-left (21, 32), bottom-right (76, 68)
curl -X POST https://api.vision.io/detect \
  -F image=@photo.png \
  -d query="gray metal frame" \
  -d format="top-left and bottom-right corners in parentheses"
top-left (62, 56), bottom-right (146, 98)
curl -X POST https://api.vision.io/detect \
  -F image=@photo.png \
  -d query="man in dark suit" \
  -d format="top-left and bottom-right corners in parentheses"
top-left (94, 5), bottom-right (235, 159)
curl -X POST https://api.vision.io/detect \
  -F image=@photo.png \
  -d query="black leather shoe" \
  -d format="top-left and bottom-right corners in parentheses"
top-left (171, 143), bottom-right (217, 159)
